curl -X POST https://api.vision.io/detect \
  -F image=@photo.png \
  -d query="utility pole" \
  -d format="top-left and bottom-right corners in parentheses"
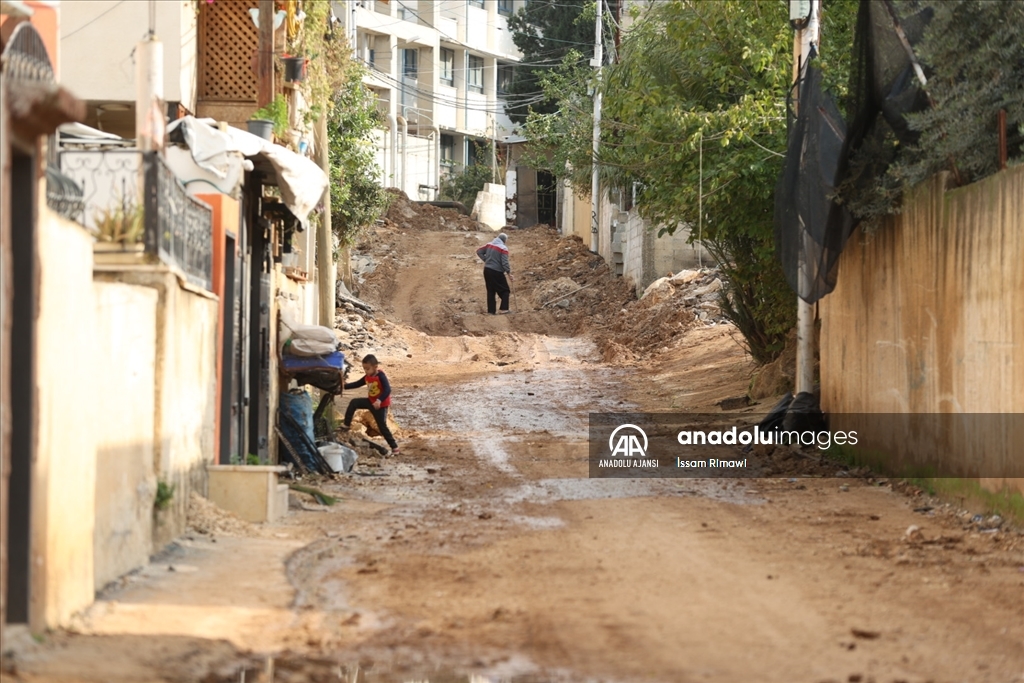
top-left (135, 0), bottom-right (164, 152)
top-left (315, 117), bottom-right (335, 327)
top-left (589, 0), bottom-right (603, 254)
top-left (790, 0), bottom-right (820, 397)
top-left (257, 0), bottom-right (274, 108)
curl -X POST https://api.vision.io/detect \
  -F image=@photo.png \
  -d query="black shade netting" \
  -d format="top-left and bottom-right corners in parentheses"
top-left (774, 55), bottom-right (855, 304)
top-left (775, 0), bottom-right (934, 304)
top-left (836, 0), bottom-right (933, 221)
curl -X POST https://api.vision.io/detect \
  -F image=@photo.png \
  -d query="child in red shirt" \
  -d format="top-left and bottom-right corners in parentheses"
top-left (342, 355), bottom-right (399, 455)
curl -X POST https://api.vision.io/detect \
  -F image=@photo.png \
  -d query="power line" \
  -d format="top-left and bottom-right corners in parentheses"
top-left (355, 55), bottom-right (573, 111)
top-left (63, 1), bottom-right (127, 40)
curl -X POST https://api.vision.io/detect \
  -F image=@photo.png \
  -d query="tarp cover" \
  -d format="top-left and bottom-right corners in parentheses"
top-left (168, 116), bottom-right (328, 226)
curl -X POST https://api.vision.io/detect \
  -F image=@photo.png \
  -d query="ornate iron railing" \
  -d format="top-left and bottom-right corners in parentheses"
top-left (60, 149), bottom-right (144, 233)
top-left (1, 21), bottom-right (54, 83)
top-left (142, 153), bottom-right (214, 290)
top-left (60, 149), bottom-right (213, 289)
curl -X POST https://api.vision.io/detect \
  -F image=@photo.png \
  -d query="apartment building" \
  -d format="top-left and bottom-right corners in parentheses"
top-left (340, 0), bottom-right (524, 199)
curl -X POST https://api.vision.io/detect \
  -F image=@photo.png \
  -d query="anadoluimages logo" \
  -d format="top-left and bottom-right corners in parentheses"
top-left (608, 424), bottom-right (648, 458)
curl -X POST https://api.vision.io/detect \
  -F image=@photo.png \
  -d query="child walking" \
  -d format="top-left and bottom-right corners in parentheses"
top-left (342, 354), bottom-right (399, 455)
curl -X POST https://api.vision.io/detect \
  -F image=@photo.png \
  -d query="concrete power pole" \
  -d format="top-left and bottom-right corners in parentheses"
top-left (316, 117), bottom-right (335, 327)
top-left (790, 0), bottom-right (820, 397)
top-left (589, 0), bottom-right (604, 254)
top-left (135, 1), bottom-right (164, 152)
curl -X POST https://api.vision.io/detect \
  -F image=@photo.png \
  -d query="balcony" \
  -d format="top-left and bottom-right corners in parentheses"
top-left (60, 149), bottom-right (213, 290)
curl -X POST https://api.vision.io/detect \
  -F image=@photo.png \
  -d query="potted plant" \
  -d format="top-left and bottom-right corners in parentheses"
top-left (92, 199), bottom-right (149, 265)
top-left (282, 54), bottom-right (307, 83)
top-left (248, 94), bottom-right (289, 141)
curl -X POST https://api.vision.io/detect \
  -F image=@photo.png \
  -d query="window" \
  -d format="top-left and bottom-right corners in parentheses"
top-left (402, 48), bottom-right (418, 79)
top-left (466, 54), bottom-right (484, 93)
top-left (497, 64), bottom-right (513, 96)
top-left (498, 0), bottom-right (513, 14)
top-left (440, 134), bottom-right (455, 165)
top-left (469, 0), bottom-right (484, 7)
top-left (466, 139), bottom-right (479, 166)
top-left (440, 48), bottom-right (454, 86)
top-left (368, 48), bottom-right (376, 69)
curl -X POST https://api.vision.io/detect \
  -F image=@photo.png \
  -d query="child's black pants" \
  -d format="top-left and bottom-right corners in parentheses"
top-left (344, 398), bottom-right (397, 449)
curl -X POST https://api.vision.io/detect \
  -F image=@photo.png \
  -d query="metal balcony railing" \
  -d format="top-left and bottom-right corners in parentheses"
top-left (142, 153), bottom-right (214, 290)
top-left (60, 149), bottom-right (213, 290)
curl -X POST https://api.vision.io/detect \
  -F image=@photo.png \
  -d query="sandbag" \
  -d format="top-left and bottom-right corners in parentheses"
top-left (280, 311), bottom-right (339, 357)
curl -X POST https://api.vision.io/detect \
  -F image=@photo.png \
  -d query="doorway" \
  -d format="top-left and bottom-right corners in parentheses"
top-left (7, 151), bottom-right (35, 624)
top-left (537, 170), bottom-right (557, 226)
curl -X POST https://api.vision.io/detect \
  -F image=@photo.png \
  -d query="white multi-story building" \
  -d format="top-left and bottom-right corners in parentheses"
top-left (339, 0), bottom-right (524, 199)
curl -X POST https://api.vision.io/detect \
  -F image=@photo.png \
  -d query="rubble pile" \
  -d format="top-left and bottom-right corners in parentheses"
top-left (600, 269), bottom-right (731, 361)
top-left (383, 189), bottom-right (485, 232)
top-left (333, 308), bottom-right (409, 360)
top-left (518, 231), bottom-right (634, 326)
top-left (187, 491), bottom-right (255, 536)
top-left (533, 277), bottom-right (582, 306)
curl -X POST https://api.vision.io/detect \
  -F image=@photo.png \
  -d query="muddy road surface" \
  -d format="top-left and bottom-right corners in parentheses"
top-left (4, 219), bottom-right (1023, 683)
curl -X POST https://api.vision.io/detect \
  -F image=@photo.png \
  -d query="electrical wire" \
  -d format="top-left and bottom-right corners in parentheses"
top-left (355, 55), bottom-right (577, 112)
top-left (63, 1), bottom-right (128, 40)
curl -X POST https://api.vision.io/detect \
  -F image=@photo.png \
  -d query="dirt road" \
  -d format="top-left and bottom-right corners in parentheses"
top-left (5, 219), bottom-right (1023, 683)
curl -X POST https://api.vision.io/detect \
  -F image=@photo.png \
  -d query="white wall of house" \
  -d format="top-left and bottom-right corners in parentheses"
top-left (465, 91), bottom-right (488, 136)
top-left (350, 0), bottom-right (524, 195)
top-left (464, 4), bottom-right (490, 52)
top-left (32, 206), bottom-right (98, 630)
top-left (400, 134), bottom-right (435, 199)
top-left (100, 268), bottom-right (219, 548)
top-left (61, 0), bottom-right (198, 110)
top-left (92, 282), bottom-right (158, 591)
top-left (155, 277), bottom-right (218, 546)
top-left (436, 85), bottom-right (458, 129)
top-left (494, 13), bottom-right (518, 57)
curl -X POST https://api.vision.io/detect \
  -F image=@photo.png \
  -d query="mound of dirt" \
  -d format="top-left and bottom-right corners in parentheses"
top-left (384, 189), bottom-right (485, 232)
top-left (597, 269), bottom-right (731, 362)
top-left (187, 491), bottom-right (255, 536)
top-left (515, 231), bottom-right (635, 330)
top-left (533, 276), bottom-right (581, 305)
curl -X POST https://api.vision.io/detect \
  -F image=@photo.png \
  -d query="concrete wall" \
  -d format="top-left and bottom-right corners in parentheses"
top-left (559, 183), bottom-right (714, 295)
top-left (157, 277), bottom-right (218, 545)
top-left (92, 283), bottom-right (158, 590)
top-left (560, 187), bottom-right (593, 243)
top-left (472, 182), bottom-right (506, 231)
top-left (619, 208), bottom-right (652, 291)
top-left (32, 207), bottom-right (98, 629)
top-left (820, 169), bottom-right (1024, 487)
top-left (96, 270), bottom-right (219, 547)
top-left (61, 0), bottom-right (198, 110)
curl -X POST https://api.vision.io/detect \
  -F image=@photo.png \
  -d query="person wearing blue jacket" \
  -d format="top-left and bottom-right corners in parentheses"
top-left (476, 232), bottom-right (512, 314)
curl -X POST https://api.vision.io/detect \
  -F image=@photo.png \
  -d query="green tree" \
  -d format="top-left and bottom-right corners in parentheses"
top-left (505, 0), bottom-right (605, 123)
top-left (522, 0), bottom-right (857, 363)
top-left (439, 143), bottom-right (499, 207)
top-left (327, 58), bottom-right (390, 246)
top-left (845, 0), bottom-right (1024, 221)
